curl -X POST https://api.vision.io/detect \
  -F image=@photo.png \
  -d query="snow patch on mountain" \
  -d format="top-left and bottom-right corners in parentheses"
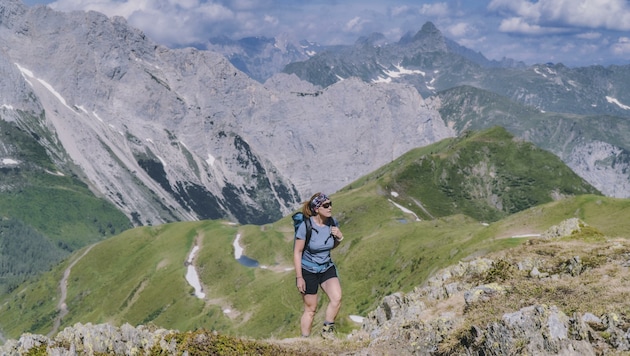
top-left (388, 198), bottom-right (421, 221)
top-left (373, 64), bottom-right (425, 84)
top-left (1, 158), bottom-right (18, 165)
top-left (185, 245), bottom-right (205, 299)
top-left (606, 96), bottom-right (630, 110)
top-left (15, 63), bottom-right (74, 112)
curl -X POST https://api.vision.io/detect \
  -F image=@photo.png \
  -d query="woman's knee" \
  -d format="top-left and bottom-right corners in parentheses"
top-left (322, 279), bottom-right (342, 302)
top-left (303, 295), bottom-right (318, 312)
top-left (304, 304), bottom-right (317, 314)
top-left (330, 293), bottom-right (342, 306)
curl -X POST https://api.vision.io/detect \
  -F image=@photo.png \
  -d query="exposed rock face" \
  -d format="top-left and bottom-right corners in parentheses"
top-left (358, 220), bottom-right (630, 355)
top-left (566, 141), bottom-right (630, 198)
top-left (0, 323), bottom-right (176, 355)
top-left (206, 34), bottom-right (321, 83)
top-left (0, 1), bottom-right (454, 225)
top-left (541, 217), bottom-right (584, 239)
top-left (359, 258), bottom-right (630, 355)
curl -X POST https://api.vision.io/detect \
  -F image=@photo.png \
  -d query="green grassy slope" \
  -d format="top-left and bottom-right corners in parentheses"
top-left (0, 127), bottom-right (622, 341)
top-left (0, 117), bottom-right (132, 294)
top-left (346, 126), bottom-right (600, 222)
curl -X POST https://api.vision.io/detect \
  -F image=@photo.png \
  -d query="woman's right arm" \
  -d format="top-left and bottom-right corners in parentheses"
top-left (294, 238), bottom-right (306, 293)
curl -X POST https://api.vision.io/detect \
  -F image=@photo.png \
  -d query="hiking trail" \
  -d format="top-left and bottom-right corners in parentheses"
top-left (49, 243), bottom-right (97, 337)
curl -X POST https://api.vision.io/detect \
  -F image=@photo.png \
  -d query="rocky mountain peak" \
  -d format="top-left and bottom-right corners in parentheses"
top-left (398, 21), bottom-right (448, 52)
top-left (407, 21), bottom-right (447, 52)
top-left (416, 21), bottom-right (441, 37)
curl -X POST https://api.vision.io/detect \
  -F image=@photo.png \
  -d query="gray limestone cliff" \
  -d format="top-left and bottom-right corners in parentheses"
top-left (0, 0), bottom-right (454, 225)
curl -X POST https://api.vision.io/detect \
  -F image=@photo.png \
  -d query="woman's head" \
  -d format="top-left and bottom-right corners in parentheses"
top-left (302, 192), bottom-right (332, 217)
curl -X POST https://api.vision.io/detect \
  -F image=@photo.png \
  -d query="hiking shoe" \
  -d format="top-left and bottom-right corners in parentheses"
top-left (321, 323), bottom-right (335, 339)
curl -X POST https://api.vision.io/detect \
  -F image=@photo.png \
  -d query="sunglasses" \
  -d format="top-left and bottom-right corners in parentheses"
top-left (321, 202), bottom-right (332, 209)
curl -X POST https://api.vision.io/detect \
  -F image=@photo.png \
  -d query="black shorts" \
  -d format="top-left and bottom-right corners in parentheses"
top-left (302, 265), bottom-right (338, 295)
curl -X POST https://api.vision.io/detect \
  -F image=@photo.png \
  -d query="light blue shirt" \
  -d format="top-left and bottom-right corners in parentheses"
top-left (295, 217), bottom-right (338, 272)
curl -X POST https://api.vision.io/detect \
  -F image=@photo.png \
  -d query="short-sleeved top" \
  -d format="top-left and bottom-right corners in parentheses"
top-left (295, 217), bottom-right (338, 272)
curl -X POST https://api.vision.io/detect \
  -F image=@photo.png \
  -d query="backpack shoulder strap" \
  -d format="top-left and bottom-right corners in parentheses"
top-left (304, 216), bottom-right (312, 249)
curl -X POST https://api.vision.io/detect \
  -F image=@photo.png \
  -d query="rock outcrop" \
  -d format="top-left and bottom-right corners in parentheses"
top-left (1, 323), bottom-right (177, 355)
top-left (356, 219), bottom-right (630, 355)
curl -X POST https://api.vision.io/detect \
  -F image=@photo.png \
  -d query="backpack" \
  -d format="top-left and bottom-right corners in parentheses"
top-left (292, 212), bottom-right (313, 251)
top-left (292, 212), bottom-right (336, 252)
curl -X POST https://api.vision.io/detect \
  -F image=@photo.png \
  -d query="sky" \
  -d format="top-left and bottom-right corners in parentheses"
top-left (21, 0), bottom-right (630, 68)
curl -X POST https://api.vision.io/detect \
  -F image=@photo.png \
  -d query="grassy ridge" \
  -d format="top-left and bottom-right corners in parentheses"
top-left (3, 194), bottom-right (627, 354)
top-left (349, 126), bottom-right (599, 222)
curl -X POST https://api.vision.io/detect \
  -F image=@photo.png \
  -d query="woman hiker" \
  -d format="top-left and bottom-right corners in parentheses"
top-left (293, 192), bottom-right (344, 338)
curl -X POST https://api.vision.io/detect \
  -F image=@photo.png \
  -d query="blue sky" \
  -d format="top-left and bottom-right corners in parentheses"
top-left (22, 0), bottom-right (630, 67)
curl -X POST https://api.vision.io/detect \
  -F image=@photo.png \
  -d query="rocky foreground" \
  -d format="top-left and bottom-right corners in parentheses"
top-left (3, 219), bottom-right (630, 355)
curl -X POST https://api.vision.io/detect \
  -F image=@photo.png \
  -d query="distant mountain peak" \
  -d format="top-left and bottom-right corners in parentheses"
top-left (355, 32), bottom-right (388, 47)
top-left (416, 21), bottom-right (441, 38)
top-left (398, 21), bottom-right (447, 52)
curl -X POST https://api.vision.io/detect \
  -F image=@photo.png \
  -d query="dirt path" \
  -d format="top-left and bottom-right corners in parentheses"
top-left (48, 244), bottom-right (97, 337)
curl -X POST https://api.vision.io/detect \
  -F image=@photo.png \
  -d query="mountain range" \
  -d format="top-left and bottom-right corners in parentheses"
top-left (0, 0), bottom-right (453, 229)
top-left (211, 22), bottom-right (630, 200)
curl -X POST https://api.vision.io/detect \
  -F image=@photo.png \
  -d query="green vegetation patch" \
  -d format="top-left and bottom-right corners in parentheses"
top-left (353, 127), bottom-right (600, 223)
top-left (0, 118), bottom-right (131, 297)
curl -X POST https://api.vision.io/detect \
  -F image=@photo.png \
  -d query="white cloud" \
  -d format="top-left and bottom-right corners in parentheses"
top-left (419, 2), bottom-right (449, 17)
top-left (612, 37), bottom-right (630, 55)
top-left (50, 0), bottom-right (236, 45)
top-left (195, 3), bottom-right (235, 21)
top-left (50, 0), bottom-right (150, 18)
top-left (498, 17), bottom-right (558, 35)
top-left (457, 36), bottom-right (487, 50)
top-left (264, 14), bottom-right (278, 26)
top-left (576, 31), bottom-right (602, 40)
top-left (489, 0), bottom-right (630, 34)
top-left (447, 22), bottom-right (473, 38)
top-left (344, 16), bottom-right (371, 34)
top-left (390, 5), bottom-right (413, 17)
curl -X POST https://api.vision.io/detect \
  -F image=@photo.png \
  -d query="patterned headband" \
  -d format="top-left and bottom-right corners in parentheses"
top-left (310, 193), bottom-right (330, 211)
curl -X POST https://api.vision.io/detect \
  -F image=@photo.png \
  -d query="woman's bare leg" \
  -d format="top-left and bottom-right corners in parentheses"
top-left (321, 277), bottom-right (342, 324)
top-left (301, 293), bottom-right (318, 336)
